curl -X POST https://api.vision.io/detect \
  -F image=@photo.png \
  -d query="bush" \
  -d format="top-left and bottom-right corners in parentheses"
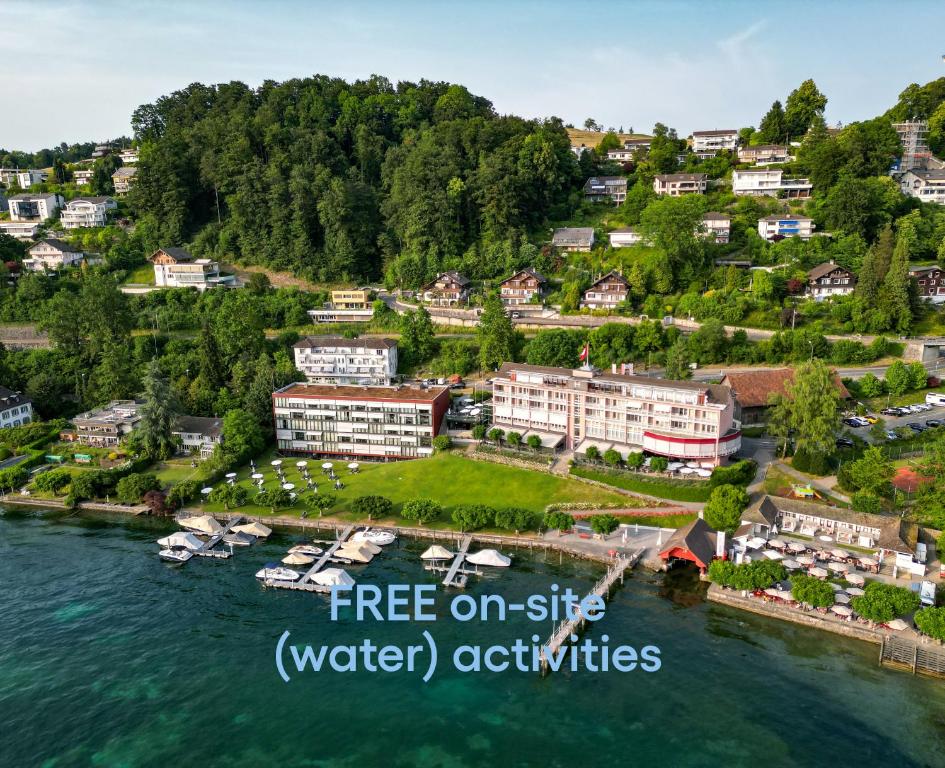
top-left (305, 494), bottom-right (334, 516)
top-left (165, 479), bottom-right (199, 510)
top-left (209, 483), bottom-right (247, 508)
top-left (494, 506), bottom-right (538, 532)
top-left (543, 510), bottom-right (575, 532)
top-left (115, 473), bottom-right (161, 503)
top-left (792, 448), bottom-right (830, 476)
top-left (915, 607), bottom-right (945, 640)
top-left (625, 451), bottom-right (645, 470)
top-left (33, 468), bottom-right (71, 494)
top-left (352, 495), bottom-right (393, 521)
top-left (852, 582), bottom-right (921, 623)
top-left (471, 424), bottom-right (487, 440)
top-left (603, 448), bottom-right (622, 467)
top-left (487, 428), bottom-right (504, 444)
top-left (590, 514), bottom-right (619, 536)
top-left (650, 456), bottom-right (669, 473)
top-left (526, 434), bottom-right (542, 452)
top-left (703, 484), bottom-right (749, 533)
top-left (451, 503), bottom-right (495, 532)
top-left (571, 466), bottom-right (713, 503)
top-left (432, 435), bottom-right (452, 452)
top-left (708, 559), bottom-right (785, 590)
top-left (507, 431), bottom-right (522, 448)
top-left (401, 498), bottom-right (442, 525)
top-left (789, 574), bottom-right (836, 607)
top-left (709, 460), bottom-right (757, 488)
top-left (585, 445), bottom-right (601, 462)
top-left (851, 491), bottom-right (881, 514)
top-left (0, 446), bottom-right (11, 461)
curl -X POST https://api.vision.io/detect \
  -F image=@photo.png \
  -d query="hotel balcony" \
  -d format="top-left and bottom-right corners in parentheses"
top-left (641, 428), bottom-right (741, 462)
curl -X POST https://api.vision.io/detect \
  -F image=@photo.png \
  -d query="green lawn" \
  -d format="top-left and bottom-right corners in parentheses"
top-left (571, 465), bottom-right (712, 503)
top-left (198, 450), bottom-right (632, 521)
top-left (125, 264), bottom-right (155, 285)
top-left (152, 459), bottom-right (210, 486)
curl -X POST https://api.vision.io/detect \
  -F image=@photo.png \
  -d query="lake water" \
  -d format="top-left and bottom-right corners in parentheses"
top-left (2, 508), bottom-right (944, 768)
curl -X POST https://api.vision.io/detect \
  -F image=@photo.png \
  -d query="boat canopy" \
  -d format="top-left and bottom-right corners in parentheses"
top-left (421, 545), bottom-right (454, 560)
top-left (311, 568), bottom-right (355, 587)
top-left (233, 522), bottom-right (272, 538)
top-left (178, 515), bottom-right (223, 534)
top-left (466, 549), bottom-right (511, 567)
top-left (156, 531), bottom-right (204, 550)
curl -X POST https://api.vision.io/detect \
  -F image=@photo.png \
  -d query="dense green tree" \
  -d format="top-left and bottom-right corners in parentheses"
top-left (784, 79), bottom-right (828, 138)
top-left (400, 498), bottom-right (442, 525)
top-left (477, 294), bottom-right (517, 371)
top-left (847, 446), bottom-right (894, 496)
top-left (758, 100), bottom-right (787, 144)
top-left (526, 329), bottom-right (579, 368)
top-left (703, 484), bottom-right (749, 533)
top-left (136, 361), bottom-right (179, 460)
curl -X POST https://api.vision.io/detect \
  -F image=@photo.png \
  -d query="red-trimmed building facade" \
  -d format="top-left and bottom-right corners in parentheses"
top-left (272, 383), bottom-right (450, 460)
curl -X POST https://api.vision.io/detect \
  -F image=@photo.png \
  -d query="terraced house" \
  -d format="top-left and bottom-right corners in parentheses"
top-left (653, 173), bottom-right (707, 196)
top-left (583, 176), bottom-right (628, 203)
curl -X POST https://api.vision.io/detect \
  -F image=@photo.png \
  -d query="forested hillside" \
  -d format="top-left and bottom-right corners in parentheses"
top-left (127, 76), bottom-right (580, 284)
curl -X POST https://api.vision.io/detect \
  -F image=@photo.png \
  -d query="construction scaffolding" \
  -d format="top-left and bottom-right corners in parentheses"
top-left (893, 121), bottom-right (931, 172)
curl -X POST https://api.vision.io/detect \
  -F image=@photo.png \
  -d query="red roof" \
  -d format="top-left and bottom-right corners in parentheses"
top-left (721, 368), bottom-right (849, 409)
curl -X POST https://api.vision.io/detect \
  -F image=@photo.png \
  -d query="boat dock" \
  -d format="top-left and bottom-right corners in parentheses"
top-left (880, 635), bottom-right (945, 679)
top-left (264, 525), bottom-right (355, 592)
top-left (441, 535), bottom-right (472, 588)
top-left (192, 516), bottom-right (244, 558)
top-left (539, 549), bottom-right (643, 675)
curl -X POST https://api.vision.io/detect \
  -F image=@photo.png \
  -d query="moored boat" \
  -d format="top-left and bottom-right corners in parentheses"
top-left (159, 549), bottom-right (193, 563)
top-left (255, 564), bottom-right (300, 582)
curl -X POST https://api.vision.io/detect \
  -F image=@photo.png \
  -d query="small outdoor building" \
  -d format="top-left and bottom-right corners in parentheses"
top-left (658, 518), bottom-right (721, 573)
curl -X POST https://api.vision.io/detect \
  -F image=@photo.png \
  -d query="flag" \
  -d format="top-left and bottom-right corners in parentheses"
top-left (579, 343), bottom-right (589, 362)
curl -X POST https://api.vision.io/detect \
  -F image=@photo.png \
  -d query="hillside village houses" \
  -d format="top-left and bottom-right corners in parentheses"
top-left (118, 148), bottom-right (140, 164)
top-left (653, 173), bottom-right (707, 196)
top-left (272, 381), bottom-right (450, 460)
top-left (690, 129), bottom-right (739, 154)
top-left (500, 268), bottom-right (547, 306)
top-left (72, 168), bottom-right (94, 186)
top-left (732, 168), bottom-right (812, 198)
top-left (606, 148), bottom-right (637, 162)
top-left (552, 227), bottom-right (595, 252)
top-left (0, 386), bottom-right (32, 428)
top-left (419, 271), bottom-right (471, 306)
top-left (608, 227), bottom-right (645, 248)
top-left (0, 169), bottom-right (47, 188)
top-left (583, 176), bottom-right (628, 204)
top-left (60, 196), bottom-right (116, 229)
top-left (293, 336), bottom-right (398, 386)
top-left (149, 247), bottom-right (235, 291)
top-left (24, 239), bottom-right (84, 271)
top-left (111, 166), bottom-right (137, 195)
top-left (7, 192), bottom-right (63, 222)
top-left (807, 261), bottom-right (856, 299)
top-left (0, 221), bottom-right (40, 240)
top-left (910, 265), bottom-right (945, 303)
top-left (737, 144), bottom-right (794, 165)
top-left (309, 288), bottom-right (374, 323)
top-left (68, 400), bottom-right (142, 447)
top-left (899, 168), bottom-right (945, 204)
top-left (490, 363), bottom-right (741, 463)
top-left (580, 271), bottom-right (629, 310)
top-left (701, 212), bottom-right (731, 243)
top-left (757, 213), bottom-right (816, 241)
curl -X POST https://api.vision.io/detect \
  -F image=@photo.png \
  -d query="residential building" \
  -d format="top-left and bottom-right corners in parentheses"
top-left (740, 495), bottom-right (918, 559)
top-left (806, 261), bottom-right (856, 299)
top-left (172, 415), bottom-right (222, 459)
top-left (0, 169), bottom-right (46, 188)
top-left (309, 289), bottom-right (374, 324)
top-left (272, 382), bottom-right (450, 460)
top-left (500, 268), bottom-right (547, 306)
top-left (0, 222), bottom-right (40, 241)
top-left (732, 169), bottom-right (812, 198)
top-left (71, 400), bottom-right (142, 447)
top-left (658, 518), bottom-right (723, 573)
top-left (653, 173), bottom-right (707, 196)
top-left (8, 193), bottom-right (63, 222)
top-left (73, 168), bottom-right (94, 186)
top-left (691, 129), bottom-right (739, 153)
top-left (0, 386), bottom-right (32, 428)
top-left (700, 212), bottom-right (731, 244)
top-left (293, 336), bottom-right (398, 386)
top-left (608, 227), bottom-right (645, 248)
top-left (24, 239), bottom-right (84, 271)
top-left (91, 143), bottom-right (113, 158)
top-left (737, 144), bottom-right (793, 165)
top-left (112, 166), bottom-right (137, 195)
top-left (118, 148), bottom-right (140, 164)
top-left (149, 247), bottom-right (234, 291)
top-left (893, 121), bottom-right (930, 172)
top-left (720, 368), bottom-right (849, 425)
top-left (580, 271), bottom-right (629, 310)
top-left (552, 227), bottom-right (595, 252)
top-left (900, 169), bottom-right (945, 204)
top-left (606, 148), bottom-right (637, 162)
top-left (757, 213), bottom-right (815, 241)
top-left (583, 176), bottom-right (628, 204)
top-left (419, 271), bottom-right (471, 306)
top-left (910, 265), bottom-right (945, 303)
top-left (60, 196), bottom-right (116, 229)
top-left (490, 363), bottom-right (741, 463)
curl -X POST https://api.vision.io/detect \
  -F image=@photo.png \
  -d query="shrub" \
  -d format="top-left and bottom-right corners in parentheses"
top-left (526, 434), bottom-right (542, 452)
top-left (451, 503), bottom-right (495, 531)
top-left (650, 456), bottom-right (669, 473)
top-left (915, 607), bottom-right (945, 640)
top-left (210, 483), bottom-right (248, 509)
top-left (304, 494), bottom-right (335, 516)
top-left (590, 514), bottom-right (619, 536)
top-left (703, 484), bottom-right (749, 533)
top-left (603, 448), bottom-right (622, 467)
top-left (432, 435), bottom-right (452, 452)
top-left (471, 424), bottom-right (487, 440)
top-left (708, 559), bottom-right (785, 590)
top-left (585, 445), bottom-right (601, 462)
top-left (0, 446), bottom-right (11, 461)
top-left (487, 427), bottom-right (504, 444)
top-left (625, 451), bottom-right (645, 470)
top-left (352, 495), bottom-right (393, 521)
top-left (709, 460), bottom-right (757, 488)
top-left (33, 468), bottom-right (71, 494)
top-left (851, 491), bottom-right (881, 514)
top-left (115, 473), bottom-right (160, 503)
top-left (401, 498), bottom-right (443, 525)
top-left (507, 431), bottom-right (522, 448)
top-left (165, 479), bottom-right (199, 510)
top-left (852, 582), bottom-right (921, 623)
top-left (792, 448), bottom-right (830, 476)
top-left (543, 510), bottom-right (574, 532)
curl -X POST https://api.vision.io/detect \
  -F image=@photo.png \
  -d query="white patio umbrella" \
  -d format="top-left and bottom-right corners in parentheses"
top-left (762, 550), bottom-right (784, 561)
top-left (828, 561), bottom-right (850, 573)
top-left (696, 469), bottom-right (712, 478)
top-left (809, 566), bottom-right (828, 579)
top-left (829, 581), bottom-right (844, 591)
top-left (271, 459), bottom-right (283, 466)
top-left (830, 548), bottom-right (850, 560)
top-left (686, 462), bottom-right (700, 469)
top-left (347, 462), bottom-right (359, 470)
top-left (786, 541), bottom-right (807, 553)
top-left (225, 472), bottom-right (237, 479)
top-left (769, 539), bottom-right (787, 550)
top-left (887, 619), bottom-right (909, 631)
top-left (679, 467), bottom-right (696, 475)
top-left (321, 462), bottom-right (333, 470)
top-left (747, 537), bottom-right (768, 550)
top-left (782, 558), bottom-right (801, 570)
top-left (834, 593), bottom-right (851, 605)
top-left (764, 587), bottom-right (785, 597)
top-left (830, 605), bottom-right (853, 617)
top-left (796, 555), bottom-right (815, 566)
top-left (846, 573), bottom-right (865, 587)
top-left (858, 557), bottom-right (878, 568)
top-left (251, 473), bottom-right (264, 480)
top-left (295, 461), bottom-right (308, 468)
top-left (818, 535), bottom-right (833, 542)
top-left (846, 587), bottom-right (865, 596)
top-left (201, 487), bottom-right (214, 495)
top-left (282, 483), bottom-right (295, 491)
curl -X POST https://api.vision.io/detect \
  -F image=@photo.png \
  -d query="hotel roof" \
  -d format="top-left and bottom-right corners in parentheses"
top-left (292, 336), bottom-right (397, 350)
top-left (273, 382), bottom-right (447, 401)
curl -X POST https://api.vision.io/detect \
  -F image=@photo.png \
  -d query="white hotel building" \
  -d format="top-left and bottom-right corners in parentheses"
top-left (293, 336), bottom-right (398, 386)
top-left (490, 364), bottom-right (741, 463)
top-left (273, 383), bottom-right (450, 460)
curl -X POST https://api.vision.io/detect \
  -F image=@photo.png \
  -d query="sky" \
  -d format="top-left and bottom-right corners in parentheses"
top-left (4, 0), bottom-right (945, 151)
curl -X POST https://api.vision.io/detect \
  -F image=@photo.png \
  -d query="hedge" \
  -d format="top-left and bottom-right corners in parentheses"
top-left (571, 466), bottom-right (713, 502)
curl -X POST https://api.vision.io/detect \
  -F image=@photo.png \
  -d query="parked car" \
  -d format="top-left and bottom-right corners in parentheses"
top-left (885, 430), bottom-right (899, 440)
top-left (881, 407), bottom-right (902, 416)
top-left (915, 402), bottom-right (933, 412)
top-left (835, 437), bottom-right (854, 448)
top-left (842, 417), bottom-right (864, 427)
top-left (908, 422), bottom-right (926, 432)
top-left (862, 415), bottom-right (879, 424)
top-left (926, 419), bottom-right (942, 428)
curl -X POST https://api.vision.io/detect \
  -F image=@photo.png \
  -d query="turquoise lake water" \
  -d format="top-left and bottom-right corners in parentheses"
top-left (2, 508), bottom-right (945, 768)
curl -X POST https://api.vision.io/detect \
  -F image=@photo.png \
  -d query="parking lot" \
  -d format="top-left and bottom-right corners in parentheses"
top-left (840, 395), bottom-right (945, 445)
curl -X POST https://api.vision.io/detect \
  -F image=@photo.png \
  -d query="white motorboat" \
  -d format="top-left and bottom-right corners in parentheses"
top-left (255, 564), bottom-right (301, 582)
top-left (223, 532), bottom-right (256, 547)
top-left (352, 528), bottom-right (396, 546)
top-left (288, 544), bottom-right (324, 556)
top-left (159, 549), bottom-right (193, 563)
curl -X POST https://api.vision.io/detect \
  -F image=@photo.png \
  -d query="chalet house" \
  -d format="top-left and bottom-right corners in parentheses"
top-left (60, 196), bottom-right (116, 229)
top-left (500, 268), bottom-right (547, 306)
top-left (8, 193), bottom-right (63, 222)
top-left (580, 271), bottom-right (629, 310)
top-left (700, 212), bottom-right (731, 244)
top-left (910, 265), bottom-right (945, 303)
top-left (608, 227), bottom-right (646, 248)
top-left (658, 518), bottom-right (723, 574)
top-left (419, 271), bottom-right (471, 306)
top-left (149, 247), bottom-right (234, 291)
top-left (172, 415), bottom-right (223, 459)
top-left (112, 166), bottom-right (137, 195)
top-left (720, 368), bottom-right (849, 425)
top-left (900, 169), bottom-right (945, 205)
top-left (807, 261), bottom-right (855, 299)
top-left (24, 239), bottom-right (84, 271)
top-left (757, 213), bottom-right (815, 241)
top-left (737, 144), bottom-right (793, 165)
top-left (552, 227), bottom-right (595, 252)
top-left (653, 173), bottom-right (707, 196)
top-left (583, 176), bottom-right (628, 204)
top-left (691, 129), bottom-right (739, 154)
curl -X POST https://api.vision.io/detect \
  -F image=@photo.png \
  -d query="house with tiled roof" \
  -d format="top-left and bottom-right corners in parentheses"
top-left (653, 173), bottom-right (707, 196)
top-left (419, 271), bottom-right (471, 307)
top-left (24, 239), bottom-right (84, 271)
top-left (658, 518), bottom-right (724, 573)
top-left (500, 268), bottom-right (547, 306)
top-left (552, 227), bottom-right (595, 252)
top-left (580, 271), bottom-right (629, 310)
top-left (720, 368), bottom-right (849, 425)
top-left (806, 261), bottom-right (855, 299)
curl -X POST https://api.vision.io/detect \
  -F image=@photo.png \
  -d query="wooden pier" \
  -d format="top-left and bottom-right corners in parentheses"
top-left (264, 525), bottom-right (354, 592)
top-left (539, 549), bottom-right (643, 675)
top-left (441, 535), bottom-right (473, 588)
top-left (880, 635), bottom-right (945, 679)
top-left (192, 516), bottom-right (244, 559)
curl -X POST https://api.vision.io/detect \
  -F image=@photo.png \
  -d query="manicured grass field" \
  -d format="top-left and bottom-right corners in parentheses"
top-left (152, 460), bottom-right (209, 486)
top-left (125, 264), bottom-right (156, 285)
top-left (570, 466), bottom-right (712, 503)
top-left (198, 451), bottom-right (633, 520)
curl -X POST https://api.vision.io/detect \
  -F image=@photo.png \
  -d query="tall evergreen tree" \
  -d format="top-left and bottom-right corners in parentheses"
top-left (758, 101), bottom-right (787, 144)
top-left (477, 294), bottom-right (516, 371)
top-left (137, 361), bottom-right (180, 460)
top-left (198, 321), bottom-right (225, 389)
top-left (855, 225), bottom-right (894, 305)
top-left (881, 217), bottom-right (916, 334)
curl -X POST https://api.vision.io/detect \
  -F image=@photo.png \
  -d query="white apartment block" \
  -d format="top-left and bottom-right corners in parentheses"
top-left (491, 363), bottom-right (741, 463)
top-left (900, 169), bottom-right (945, 204)
top-left (118, 148), bottom-right (140, 164)
top-left (691, 129), bottom-right (739, 153)
top-left (737, 144), bottom-right (794, 165)
top-left (606, 148), bottom-right (637, 162)
top-left (701, 212), bottom-right (731, 244)
top-left (7, 193), bottom-right (63, 222)
top-left (653, 173), bottom-right (707, 196)
top-left (293, 336), bottom-right (398, 386)
top-left (732, 169), bottom-right (811, 198)
top-left (24, 239), bottom-right (84, 271)
top-left (608, 227), bottom-right (646, 248)
top-left (757, 214), bottom-right (815, 241)
top-left (0, 169), bottom-right (46, 188)
top-left (60, 196), bottom-right (117, 229)
top-left (0, 222), bottom-right (40, 240)
top-left (273, 382), bottom-right (450, 460)
top-left (0, 387), bottom-right (32, 428)
top-left (149, 247), bottom-right (234, 291)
